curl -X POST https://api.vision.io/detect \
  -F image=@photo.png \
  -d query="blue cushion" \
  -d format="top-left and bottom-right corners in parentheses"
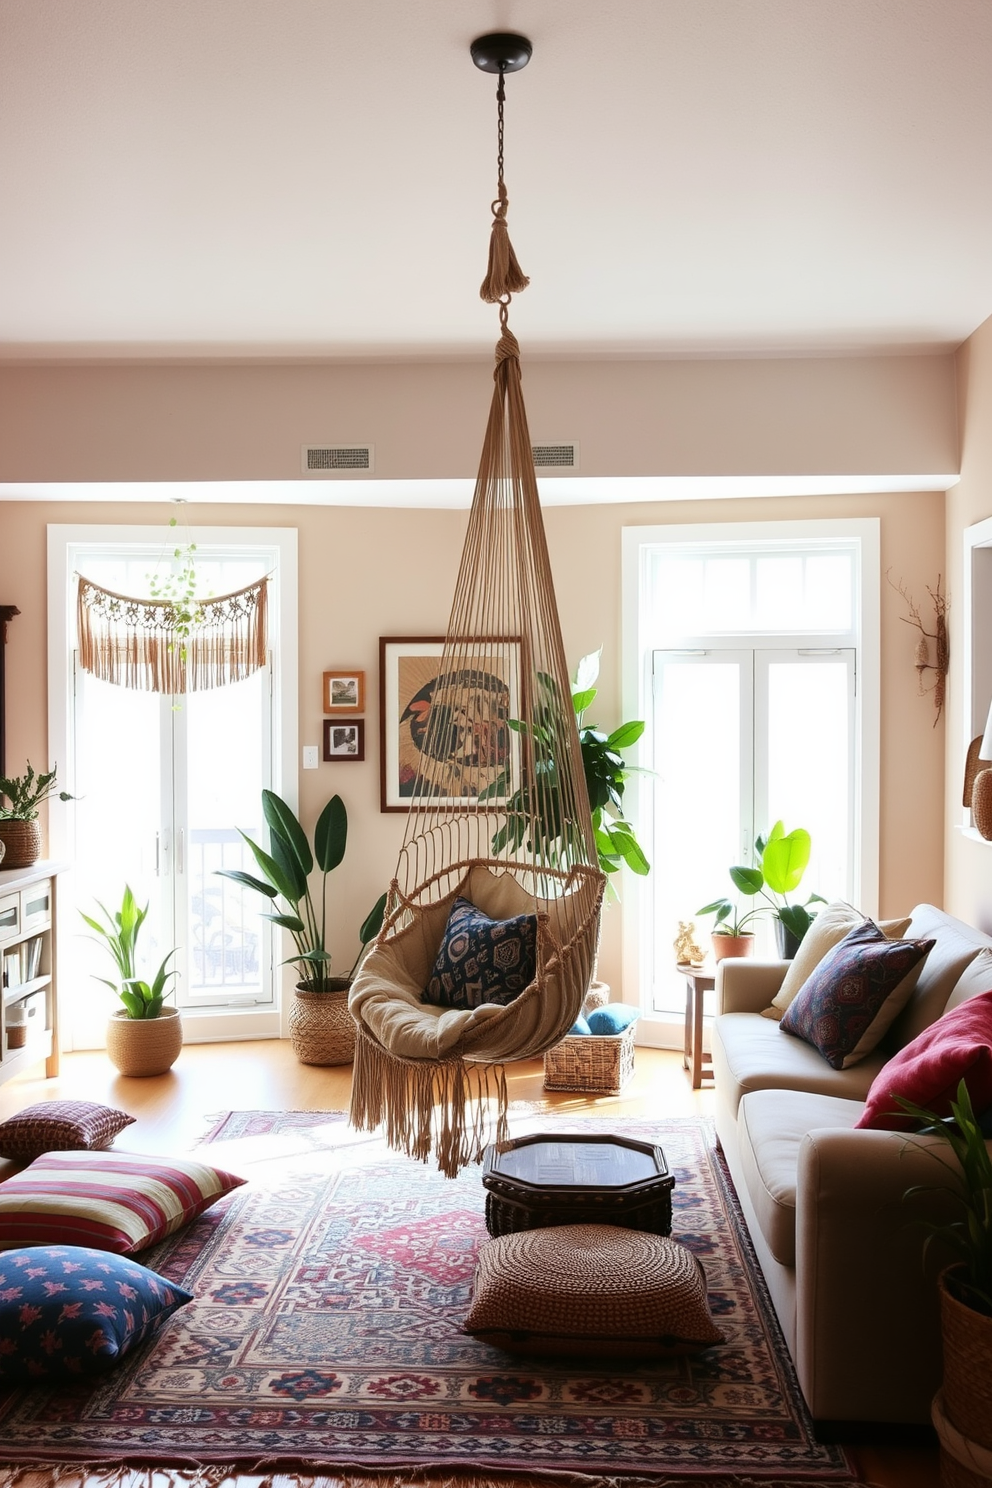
top-left (587, 1004), bottom-right (641, 1036)
top-left (424, 897), bottom-right (537, 1010)
top-left (567, 1015), bottom-right (592, 1036)
top-left (0, 1245), bottom-right (193, 1380)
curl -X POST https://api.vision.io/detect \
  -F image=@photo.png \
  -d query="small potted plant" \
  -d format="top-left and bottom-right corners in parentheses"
top-left (897, 1081), bottom-right (992, 1484)
top-left (80, 885), bottom-right (183, 1076)
top-left (0, 762), bottom-right (75, 869)
top-left (695, 890), bottom-right (764, 962)
top-left (217, 789), bottom-right (386, 1065)
top-left (733, 823), bottom-right (825, 957)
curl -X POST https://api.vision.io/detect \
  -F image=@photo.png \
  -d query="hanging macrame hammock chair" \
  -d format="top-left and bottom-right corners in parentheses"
top-left (350, 35), bottom-right (606, 1177)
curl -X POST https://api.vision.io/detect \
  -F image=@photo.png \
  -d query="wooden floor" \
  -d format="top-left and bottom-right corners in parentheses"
top-left (0, 1041), bottom-right (940, 1488)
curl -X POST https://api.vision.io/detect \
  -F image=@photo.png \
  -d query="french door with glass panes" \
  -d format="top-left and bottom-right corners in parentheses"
top-left (650, 646), bottom-right (856, 1015)
top-left (68, 553), bottom-right (275, 1048)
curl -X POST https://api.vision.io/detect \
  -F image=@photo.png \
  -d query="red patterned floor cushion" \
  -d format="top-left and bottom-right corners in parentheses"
top-left (0, 1101), bottom-right (135, 1161)
top-left (0, 1150), bottom-right (245, 1254)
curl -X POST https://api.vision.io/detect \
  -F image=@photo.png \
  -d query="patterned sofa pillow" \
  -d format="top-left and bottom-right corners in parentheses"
top-left (424, 896), bottom-right (538, 1009)
top-left (779, 919), bottom-right (934, 1070)
top-left (0, 1101), bottom-right (135, 1161)
top-left (0, 1245), bottom-right (193, 1379)
top-left (0, 1150), bottom-right (246, 1255)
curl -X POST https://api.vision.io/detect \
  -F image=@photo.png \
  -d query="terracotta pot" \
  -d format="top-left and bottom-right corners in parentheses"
top-left (106, 1005), bottom-right (183, 1077)
top-left (710, 933), bottom-right (754, 963)
top-left (290, 981), bottom-right (356, 1065)
top-left (0, 819), bottom-right (42, 870)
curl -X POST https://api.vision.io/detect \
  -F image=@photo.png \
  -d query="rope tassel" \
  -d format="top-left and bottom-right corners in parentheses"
top-left (480, 181), bottom-right (530, 302)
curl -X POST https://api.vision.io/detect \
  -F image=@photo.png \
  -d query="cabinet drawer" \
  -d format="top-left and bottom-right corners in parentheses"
top-left (20, 881), bottom-right (52, 933)
top-left (0, 894), bottom-right (19, 945)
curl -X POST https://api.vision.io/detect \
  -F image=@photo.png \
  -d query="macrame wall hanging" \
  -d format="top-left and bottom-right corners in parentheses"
top-left (77, 526), bottom-right (268, 696)
top-left (350, 34), bottom-right (606, 1177)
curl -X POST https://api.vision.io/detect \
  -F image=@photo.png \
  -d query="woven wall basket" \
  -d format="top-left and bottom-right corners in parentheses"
top-left (290, 984), bottom-right (356, 1066)
top-left (0, 819), bottom-right (42, 870)
top-left (105, 1005), bottom-right (183, 1077)
top-left (973, 770), bottom-right (992, 841)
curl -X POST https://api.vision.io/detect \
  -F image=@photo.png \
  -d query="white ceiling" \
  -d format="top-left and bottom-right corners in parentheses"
top-left (3, 0), bottom-right (992, 363)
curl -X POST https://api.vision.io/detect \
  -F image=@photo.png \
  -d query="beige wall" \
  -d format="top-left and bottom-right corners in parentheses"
top-left (0, 482), bottom-right (947, 997)
top-left (0, 352), bottom-right (957, 483)
top-left (946, 314), bottom-right (992, 934)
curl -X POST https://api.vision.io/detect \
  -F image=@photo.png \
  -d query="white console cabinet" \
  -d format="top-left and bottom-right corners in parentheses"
top-left (0, 861), bottom-right (66, 1084)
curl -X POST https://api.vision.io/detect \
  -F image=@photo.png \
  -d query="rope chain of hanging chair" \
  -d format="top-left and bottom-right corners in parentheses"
top-left (349, 56), bottom-right (606, 1178)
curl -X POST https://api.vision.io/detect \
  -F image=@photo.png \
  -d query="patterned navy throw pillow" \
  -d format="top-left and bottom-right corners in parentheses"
top-left (424, 897), bottom-right (538, 1009)
top-left (0, 1245), bottom-right (193, 1380)
top-left (779, 919), bottom-right (934, 1070)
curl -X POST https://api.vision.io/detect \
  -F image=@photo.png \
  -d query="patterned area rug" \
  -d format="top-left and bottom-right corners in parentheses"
top-left (0, 1110), bottom-right (862, 1486)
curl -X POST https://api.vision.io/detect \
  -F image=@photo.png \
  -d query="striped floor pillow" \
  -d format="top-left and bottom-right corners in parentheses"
top-left (0, 1150), bottom-right (245, 1254)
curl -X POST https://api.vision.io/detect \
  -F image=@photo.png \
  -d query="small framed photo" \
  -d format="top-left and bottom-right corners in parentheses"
top-left (323, 670), bottom-right (365, 714)
top-left (323, 719), bottom-right (365, 761)
top-left (379, 636), bottom-right (521, 812)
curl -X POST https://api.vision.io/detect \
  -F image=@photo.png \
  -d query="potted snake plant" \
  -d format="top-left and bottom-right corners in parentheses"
top-left (80, 885), bottom-right (182, 1076)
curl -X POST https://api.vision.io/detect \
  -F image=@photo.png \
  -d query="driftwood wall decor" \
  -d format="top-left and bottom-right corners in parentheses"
top-left (888, 572), bottom-right (949, 725)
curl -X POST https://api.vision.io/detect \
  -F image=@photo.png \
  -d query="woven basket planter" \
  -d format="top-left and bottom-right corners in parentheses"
top-left (935, 1269), bottom-right (992, 1488)
top-left (106, 1005), bottom-right (183, 1077)
top-left (973, 770), bottom-right (992, 841)
top-left (0, 819), bottom-right (42, 870)
top-left (290, 983), bottom-right (356, 1066)
top-left (543, 1024), bottom-right (635, 1096)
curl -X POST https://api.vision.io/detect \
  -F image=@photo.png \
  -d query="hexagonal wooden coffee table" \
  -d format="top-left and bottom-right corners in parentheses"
top-left (481, 1132), bottom-right (674, 1237)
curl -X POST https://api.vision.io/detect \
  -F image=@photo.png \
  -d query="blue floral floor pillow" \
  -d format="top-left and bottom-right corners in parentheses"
top-left (0, 1245), bottom-right (193, 1381)
top-left (424, 896), bottom-right (538, 1009)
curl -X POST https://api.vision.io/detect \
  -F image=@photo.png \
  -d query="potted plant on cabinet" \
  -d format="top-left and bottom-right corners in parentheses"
top-left (897, 1081), bottom-right (992, 1487)
top-left (0, 761), bottom-right (75, 869)
top-left (217, 789), bottom-right (387, 1066)
top-left (80, 885), bottom-right (183, 1076)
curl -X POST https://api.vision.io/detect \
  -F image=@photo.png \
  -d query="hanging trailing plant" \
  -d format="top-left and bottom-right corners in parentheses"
top-left (146, 521), bottom-right (207, 663)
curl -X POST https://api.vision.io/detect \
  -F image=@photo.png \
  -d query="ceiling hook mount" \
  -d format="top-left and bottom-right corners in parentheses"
top-left (470, 33), bottom-right (532, 75)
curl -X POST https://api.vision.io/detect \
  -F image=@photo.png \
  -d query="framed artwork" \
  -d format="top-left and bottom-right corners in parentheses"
top-left (323, 719), bottom-right (365, 761)
top-left (323, 670), bottom-right (365, 714)
top-left (379, 636), bottom-right (521, 812)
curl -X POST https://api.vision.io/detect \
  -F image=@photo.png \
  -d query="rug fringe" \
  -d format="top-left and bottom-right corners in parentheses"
top-left (0, 1471), bottom-right (866, 1488)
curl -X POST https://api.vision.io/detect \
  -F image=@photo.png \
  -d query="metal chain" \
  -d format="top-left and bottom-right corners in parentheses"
top-left (496, 70), bottom-right (505, 193)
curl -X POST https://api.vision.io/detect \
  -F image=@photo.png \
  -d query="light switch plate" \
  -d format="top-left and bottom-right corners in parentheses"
top-left (302, 745), bottom-right (319, 769)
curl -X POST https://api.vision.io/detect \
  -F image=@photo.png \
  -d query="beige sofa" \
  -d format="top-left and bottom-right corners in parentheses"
top-left (712, 903), bottom-right (992, 1429)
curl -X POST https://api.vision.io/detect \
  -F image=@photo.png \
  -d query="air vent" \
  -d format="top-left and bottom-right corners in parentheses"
top-left (302, 444), bottom-right (374, 475)
top-left (532, 441), bottom-right (579, 471)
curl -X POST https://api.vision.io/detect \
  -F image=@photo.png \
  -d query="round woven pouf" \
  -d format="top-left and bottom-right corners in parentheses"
top-left (106, 1006), bottom-right (183, 1077)
top-left (463, 1222), bottom-right (724, 1361)
top-left (289, 984), bottom-right (356, 1065)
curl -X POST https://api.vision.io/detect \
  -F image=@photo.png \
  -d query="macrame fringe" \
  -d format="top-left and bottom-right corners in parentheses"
top-left (351, 1025), bottom-right (509, 1178)
top-left (480, 182), bottom-right (530, 303)
top-left (77, 575), bottom-right (268, 695)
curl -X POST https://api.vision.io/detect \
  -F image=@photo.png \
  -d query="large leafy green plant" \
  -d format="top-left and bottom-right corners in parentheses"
top-left (80, 885), bottom-right (178, 1019)
top-left (217, 790), bottom-right (386, 991)
top-left (898, 1080), bottom-right (992, 1318)
top-left (490, 649), bottom-right (650, 890)
top-left (699, 822), bottom-right (823, 945)
top-left (0, 761), bottom-right (74, 820)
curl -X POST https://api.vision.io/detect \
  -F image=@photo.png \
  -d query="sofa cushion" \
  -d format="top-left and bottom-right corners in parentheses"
top-left (857, 988), bottom-right (992, 1130)
top-left (737, 1090), bottom-right (864, 1267)
top-left (884, 905), bottom-right (992, 1048)
top-left (424, 897), bottom-right (537, 1009)
top-left (768, 903), bottom-right (911, 1016)
top-left (712, 1011), bottom-right (886, 1123)
top-left (779, 921), bottom-right (933, 1069)
top-left (941, 945), bottom-right (992, 1016)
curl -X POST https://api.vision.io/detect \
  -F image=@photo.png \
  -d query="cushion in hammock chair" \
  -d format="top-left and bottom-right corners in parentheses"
top-left (424, 896), bottom-right (537, 1010)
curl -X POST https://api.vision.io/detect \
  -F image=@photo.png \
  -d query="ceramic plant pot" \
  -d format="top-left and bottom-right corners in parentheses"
top-left (710, 933), bottom-right (754, 963)
top-left (290, 982), bottom-right (356, 1065)
top-left (0, 819), bottom-right (42, 870)
top-left (106, 1005), bottom-right (183, 1077)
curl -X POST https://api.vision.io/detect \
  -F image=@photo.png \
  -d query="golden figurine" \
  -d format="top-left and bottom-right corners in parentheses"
top-left (674, 920), bottom-right (706, 968)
